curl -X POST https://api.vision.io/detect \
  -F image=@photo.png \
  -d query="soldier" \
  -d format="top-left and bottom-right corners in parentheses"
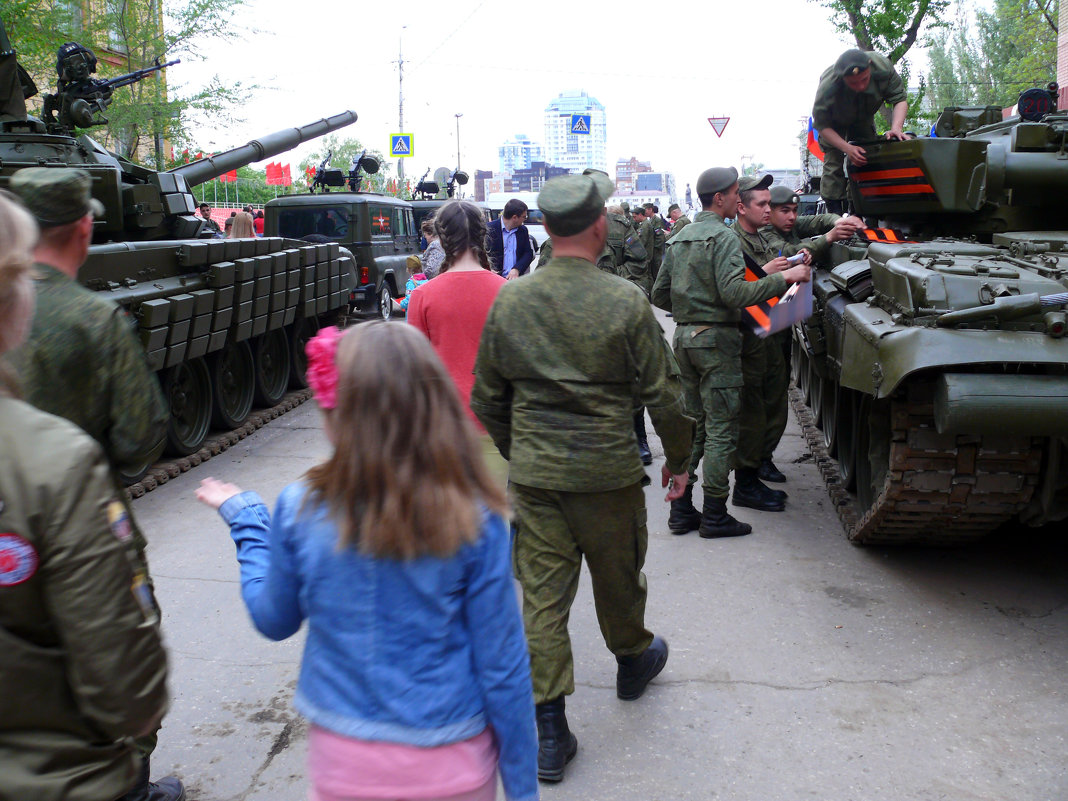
top-left (732, 174), bottom-right (801, 509)
top-left (652, 167), bottom-right (810, 539)
top-left (638, 202), bottom-right (665, 281)
top-left (471, 171), bottom-right (695, 783)
top-left (6, 169), bottom-right (182, 801)
top-left (813, 48), bottom-right (908, 214)
top-left (197, 202), bottom-right (222, 236)
top-left (666, 202), bottom-right (691, 241)
top-left (763, 184), bottom-right (863, 266)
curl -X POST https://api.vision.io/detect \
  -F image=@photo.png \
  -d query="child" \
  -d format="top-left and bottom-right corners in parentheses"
top-left (196, 322), bottom-right (538, 801)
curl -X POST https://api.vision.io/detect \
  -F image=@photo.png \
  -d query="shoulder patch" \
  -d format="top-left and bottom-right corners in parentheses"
top-left (0, 533), bottom-right (39, 586)
top-left (107, 500), bottom-right (133, 542)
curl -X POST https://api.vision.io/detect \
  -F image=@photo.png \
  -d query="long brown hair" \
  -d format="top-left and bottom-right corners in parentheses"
top-left (229, 211), bottom-right (255, 238)
top-left (304, 321), bottom-right (508, 558)
top-left (0, 193), bottom-right (39, 396)
top-left (434, 200), bottom-right (492, 273)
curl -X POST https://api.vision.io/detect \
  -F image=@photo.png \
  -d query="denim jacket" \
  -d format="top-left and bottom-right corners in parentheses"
top-left (218, 485), bottom-right (538, 801)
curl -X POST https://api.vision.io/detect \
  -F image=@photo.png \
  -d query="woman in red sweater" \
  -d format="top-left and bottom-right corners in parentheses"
top-left (406, 201), bottom-right (507, 482)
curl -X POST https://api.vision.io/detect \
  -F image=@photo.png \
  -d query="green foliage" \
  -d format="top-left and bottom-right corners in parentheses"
top-left (5, 0), bottom-right (255, 167)
top-left (299, 136), bottom-right (399, 194)
top-left (812, 0), bottom-right (951, 62)
top-left (925, 0), bottom-right (1058, 113)
top-left (741, 161), bottom-right (767, 177)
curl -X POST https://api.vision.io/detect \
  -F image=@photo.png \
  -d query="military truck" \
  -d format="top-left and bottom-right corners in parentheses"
top-left (264, 155), bottom-right (419, 321)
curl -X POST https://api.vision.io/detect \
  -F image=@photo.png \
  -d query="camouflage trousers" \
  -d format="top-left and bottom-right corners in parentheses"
top-left (673, 325), bottom-right (743, 499)
top-left (737, 330), bottom-right (789, 469)
top-left (511, 481), bottom-right (653, 704)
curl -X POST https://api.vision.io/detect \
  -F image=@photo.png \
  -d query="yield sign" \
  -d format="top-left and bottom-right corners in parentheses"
top-left (708, 117), bottom-right (730, 137)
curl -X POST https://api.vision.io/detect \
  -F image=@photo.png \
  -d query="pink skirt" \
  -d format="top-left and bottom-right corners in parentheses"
top-left (306, 724), bottom-right (499, 801)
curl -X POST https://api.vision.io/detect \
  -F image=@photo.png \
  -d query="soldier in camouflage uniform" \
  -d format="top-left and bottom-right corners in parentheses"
top-left (652, 167), bottom-right (810, 539)
top-left (732, 175), bottom-right (801, 509)
top-left (471, 171), bottom-right (694, 783)
top-left (812, 48), bottom-right (908, 213)
top-left (6, 169), bottom-right (182, 801)
top-left (763, 184), bottom-right (862, 266)
top-left (666, 203), bottom-right (691, 241)
top-left (638, 203), bottom-right (665, 281)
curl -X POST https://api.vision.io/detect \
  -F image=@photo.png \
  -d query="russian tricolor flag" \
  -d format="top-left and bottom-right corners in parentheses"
top-left (806, 117), bottom-right (825, 161)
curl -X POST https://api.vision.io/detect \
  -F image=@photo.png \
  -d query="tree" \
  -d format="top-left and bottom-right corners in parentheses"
top-left (6, 0), bottom-right (254, 168)
top-left (811, 0), bottom-right (951, 129)
top-left (299, 136), bottom-right (398, 195)
top-left (925, 0), bottom-right (1058, 114)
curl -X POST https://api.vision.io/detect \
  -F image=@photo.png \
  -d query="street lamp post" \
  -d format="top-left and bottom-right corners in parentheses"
top-left (455, 113), bottom-right (463, 170)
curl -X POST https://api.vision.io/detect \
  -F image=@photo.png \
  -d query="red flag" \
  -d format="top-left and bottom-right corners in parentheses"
top-left (305, 165), bottom-right (316, 179)
top-left (807, 117), bottom-right (825, 161)
top-left (282, 164), bottom-right (292, 186)
top-left (265, 162), bottom-right (278, 185)
top-left (196, 151), bottom-right (203, 159)
top-left (219, 170), bottom-right (237, 183)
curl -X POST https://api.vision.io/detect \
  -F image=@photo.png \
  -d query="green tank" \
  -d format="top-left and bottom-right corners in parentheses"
top-left (794, 85), bottom-right (1068, 544)
top-left (0, 24), bottom-right (359, 469)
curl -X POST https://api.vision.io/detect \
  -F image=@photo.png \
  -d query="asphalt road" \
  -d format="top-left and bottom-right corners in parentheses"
top-left (141, 316), bottom-right (1068, 801)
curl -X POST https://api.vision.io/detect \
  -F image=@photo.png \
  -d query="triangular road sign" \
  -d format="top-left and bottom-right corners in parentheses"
top-left (708, 117), bottom-right (730, 137)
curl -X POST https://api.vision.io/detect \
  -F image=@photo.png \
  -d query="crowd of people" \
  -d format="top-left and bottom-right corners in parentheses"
top-left (0, 45), bottom-right (905, 800)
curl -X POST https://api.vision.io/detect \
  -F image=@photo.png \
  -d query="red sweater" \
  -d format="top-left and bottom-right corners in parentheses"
top-left (406, 269), bottom-right (506, 429)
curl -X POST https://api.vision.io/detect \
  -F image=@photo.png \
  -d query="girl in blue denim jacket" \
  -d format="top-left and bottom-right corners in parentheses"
top-left (197, 322), bottom-right (538, 801)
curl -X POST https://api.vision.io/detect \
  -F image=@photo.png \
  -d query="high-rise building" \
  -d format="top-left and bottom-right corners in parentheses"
top-left (543, 90), bottom-right (607, 173)
top-left (498, 134), bottom-right (544, 174)
top-left (615, 157), bottom-right (652, 193)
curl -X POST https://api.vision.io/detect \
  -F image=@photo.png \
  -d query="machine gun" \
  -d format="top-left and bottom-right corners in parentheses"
top-left (347, 149), bottom-right (380, 192)
top-left (41, 40), bottom-right (179, 134)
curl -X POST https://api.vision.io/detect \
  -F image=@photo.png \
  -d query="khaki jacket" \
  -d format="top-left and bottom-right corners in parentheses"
top-left (0, 397), bottom-right (168, 801)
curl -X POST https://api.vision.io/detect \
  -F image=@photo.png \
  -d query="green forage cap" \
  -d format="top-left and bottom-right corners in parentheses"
top-left (10, 168), bottom-right (105, 227)
top-left (538, 171), bottom-right (613, 237)
top-left (695, 166), bottom-right (738, 196)
top-left (737, 173), bottom-right (773, 192)
top-left (620, 201), bottom-right (631, 213)
top-left (770, 185), bottom-right (800, 206)
top-left (835, 48), bottom-right (871, 78)
top-left (668, 203), bottom-right (680, 213)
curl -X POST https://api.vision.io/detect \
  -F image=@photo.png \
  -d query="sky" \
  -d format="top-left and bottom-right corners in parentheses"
top-left (174, 0), bottom-right (896, 194)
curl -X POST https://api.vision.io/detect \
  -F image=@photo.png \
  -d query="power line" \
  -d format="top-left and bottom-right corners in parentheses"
top-left (413, 2), bottom-right (487, 70)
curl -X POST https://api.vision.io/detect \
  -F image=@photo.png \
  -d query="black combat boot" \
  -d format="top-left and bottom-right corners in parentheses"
top-left (535, 697), bottom-right (578, 782)
top-left (668, 484), bottom-right (701, 535)
top-left (758, 458), bottom-right (786, 484)
top-left (698, 496), bottom-right (753, 539)
top-left (117, 758), bottom-right (185, 801)
top-left (732, 468), bottom-right (786, 512)
top-left (634, 410), bottom-right (653, 466)
top-left (616, 635), bottom-right (669, 700)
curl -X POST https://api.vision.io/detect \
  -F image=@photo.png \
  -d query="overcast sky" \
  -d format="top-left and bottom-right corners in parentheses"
top-left (175, 0), bottom-right (911, 192)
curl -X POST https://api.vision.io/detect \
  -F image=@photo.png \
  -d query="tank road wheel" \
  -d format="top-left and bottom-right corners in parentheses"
top-left (288, 316), bottom-right (321, 389)
top-left (797, 345), bottom-right (810, 402)
top-left (790, 335), bottom-right (802, 386)
top-left (252, 329), bottom-right (292, 407)
top-left (210, 339), bottom-right (255, 429)
top-left (118, 439), bottom-right (166, 486)
top-left (378, 281), bottom-right (395, 321)
top-left (854, 396), bottom-right (892, 513)
top-left (163, 358), bottom-right (213, 456)
top-left (821, 379), bottom-right (838, 457)
top-left (836, 388), bottom-right (858, 491)
top-left (809, 360), bottom-right (824, 427)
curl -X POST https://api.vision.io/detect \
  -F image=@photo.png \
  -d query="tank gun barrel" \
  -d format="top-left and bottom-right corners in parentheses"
top-left (171, 110), bottom-right (358, 187)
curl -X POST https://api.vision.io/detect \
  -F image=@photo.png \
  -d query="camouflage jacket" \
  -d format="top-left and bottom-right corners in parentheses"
top-left (734, 225), bottom-right (778, 268)
top-left (666, 215), bottom-right (691, 241)
top-left (606, 212), bottom-right (650, 293)
top-left (7, 263), bottom-right (168, 480)
top-left (761, 213), bottom-right (841, 265)
top-left (471, 257), bottom-right (694, 491)
top-left (638, 216), bottom-right (665, 267)
top-left (651, 211), bottom-right (787, 324)
top-left (0, 397), bottom-right (168, 801)
top-left (812, 51), bottom-right (907, 142)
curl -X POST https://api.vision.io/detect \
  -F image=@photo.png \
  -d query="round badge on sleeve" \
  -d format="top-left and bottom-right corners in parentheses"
top-left (0, 533), bottom-right (39, 586)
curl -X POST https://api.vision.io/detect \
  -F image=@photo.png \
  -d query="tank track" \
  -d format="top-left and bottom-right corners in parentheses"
top-left (790, 384), bottom-right (1043, 545)
top-left (125, 389), bottom-right (311, 501)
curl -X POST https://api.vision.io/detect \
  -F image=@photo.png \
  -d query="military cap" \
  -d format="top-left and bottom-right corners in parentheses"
top-left (10, 168), bottom-right (105, 227)
top-left (695, 166), bottom-right (738, 196)
top-left (620, 201), bottom-right (631, 213)
top-left (538, 171), bottom-right (614, 237)
top-left (668, 203), bottom-right (680, 213)
top-left (737, 173), bottom-right (773, 192)
top-left (770, 185), bottom-right (801, 206)
top-left (835, 48), bottom-right (871, 78)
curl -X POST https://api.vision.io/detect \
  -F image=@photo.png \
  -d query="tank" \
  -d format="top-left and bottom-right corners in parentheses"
top-left (794, 84), bottom-right (1068, 544)
top-left (0, 24), bottom-right (359, 474)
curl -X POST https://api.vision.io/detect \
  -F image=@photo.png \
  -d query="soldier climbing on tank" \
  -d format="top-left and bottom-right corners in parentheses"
top-left (812, 48), bottom-right (908, 214)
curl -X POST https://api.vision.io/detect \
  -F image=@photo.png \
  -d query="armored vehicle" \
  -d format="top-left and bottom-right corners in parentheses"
top-left (792, 85), bottom-right (1068, 544)
top-left (0, 24), bottom-right (359, 473)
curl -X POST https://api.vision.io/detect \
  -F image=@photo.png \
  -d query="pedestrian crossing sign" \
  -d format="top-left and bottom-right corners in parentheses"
top-left (570, 114), bottom-right (591, 135)
top-left (390, 134), bottom-right (413, 157)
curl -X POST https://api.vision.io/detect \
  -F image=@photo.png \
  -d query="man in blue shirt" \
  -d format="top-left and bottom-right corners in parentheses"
top-left (487, 199), bottom-right (534, 279)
